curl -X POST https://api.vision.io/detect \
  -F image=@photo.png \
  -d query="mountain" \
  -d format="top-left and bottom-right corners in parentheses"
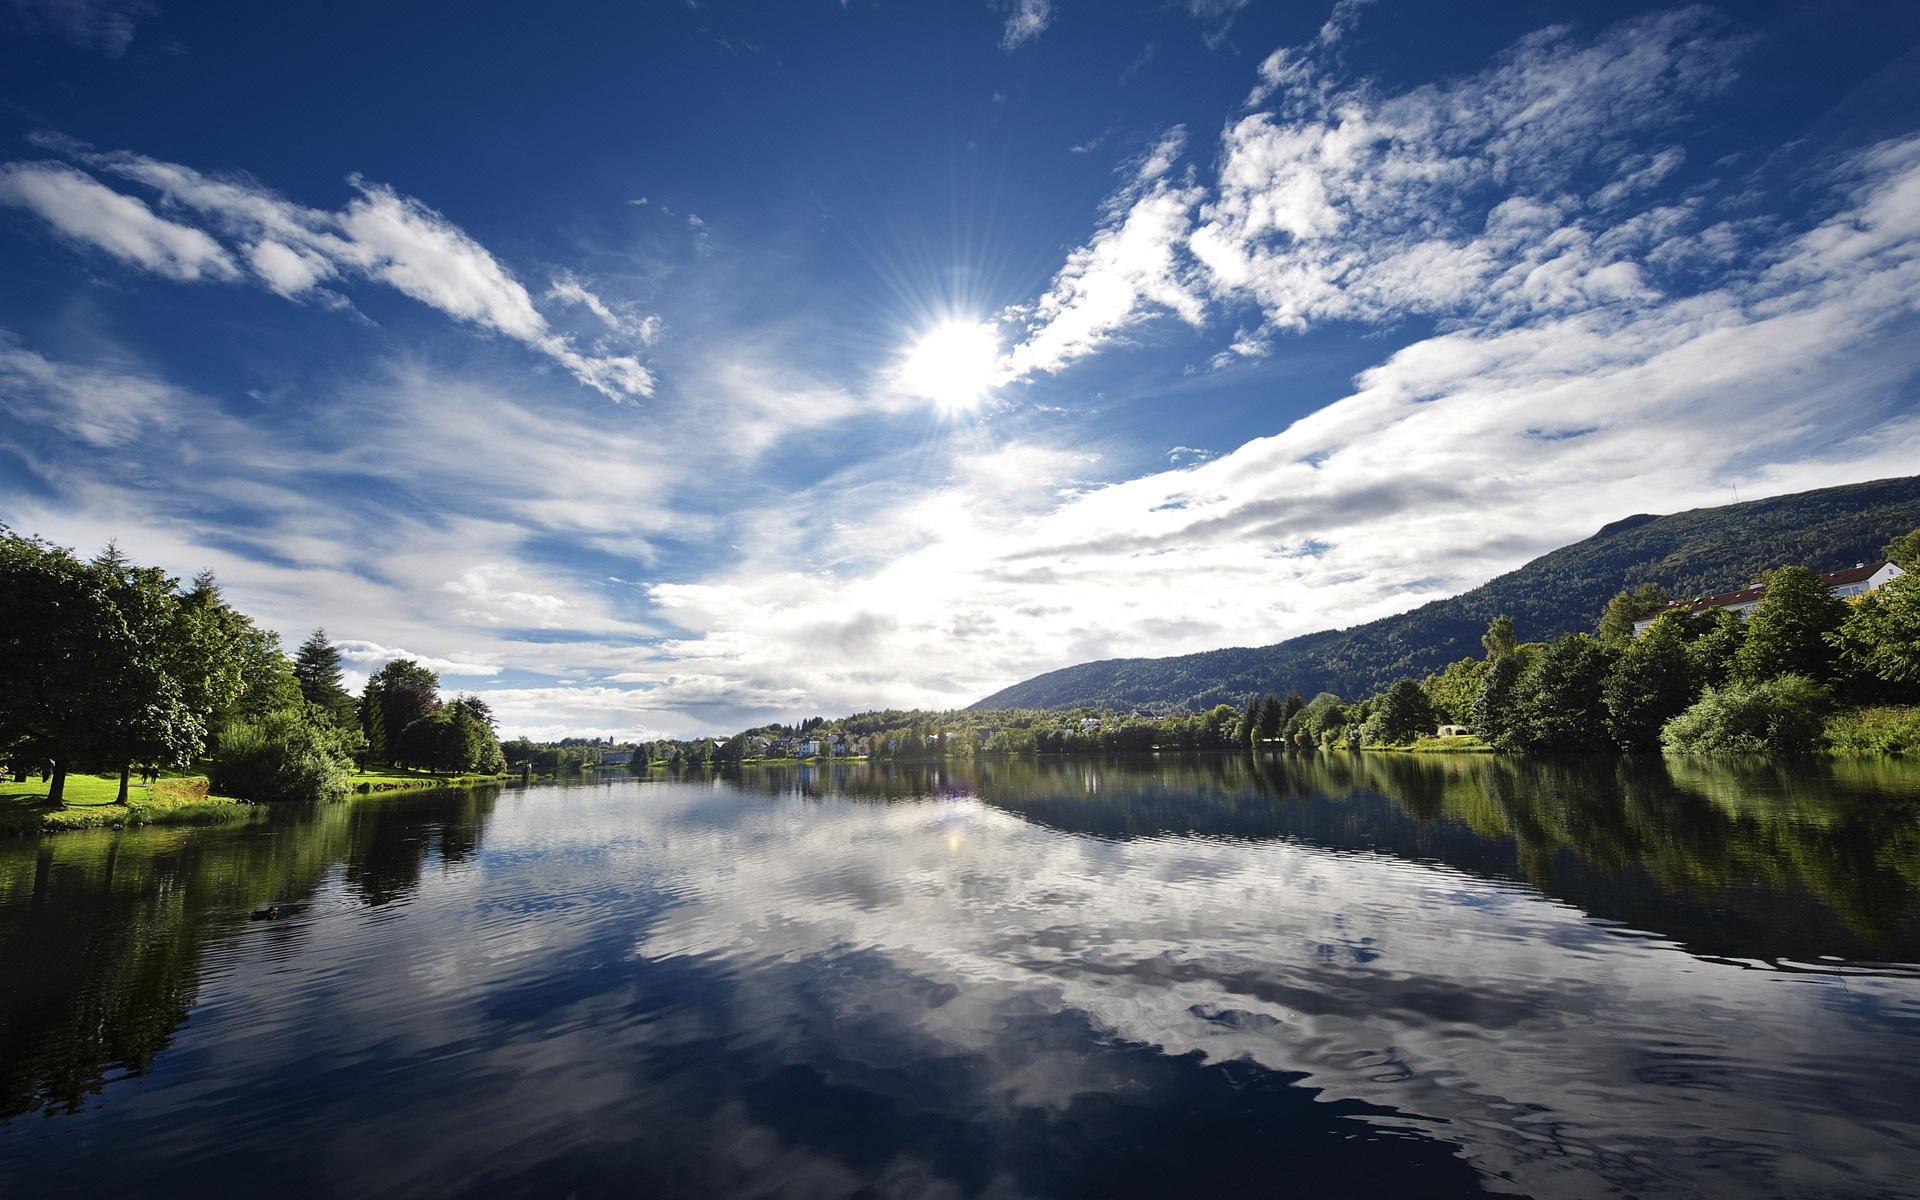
top-left (971, 475), bottom-right (1920, 713)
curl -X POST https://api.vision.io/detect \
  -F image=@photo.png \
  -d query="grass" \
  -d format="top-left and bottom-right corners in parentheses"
top-left (0, 772), bottom-right (252, 836)
top-left (349, 766), bottom-right (505, 793)
top-left (1376, 734), bottom-right (1496, 754)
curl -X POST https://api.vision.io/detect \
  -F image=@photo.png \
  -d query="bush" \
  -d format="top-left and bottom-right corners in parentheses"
top-left (209, 707), bottom-right (355, 802)
top-left (1822, 706), bottom-right (1920, 756)
top-left (1661, 675), bottom-right (1830, 755)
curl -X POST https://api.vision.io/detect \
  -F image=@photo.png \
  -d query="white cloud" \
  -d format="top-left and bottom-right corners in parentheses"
top-left (999, 130), bottom-right (1207, 379)
top-left (998, 0), bottom-right (1051, 51)
top-left (0, 162), bottom-right (240, 282)
top-left (0, 148), bottom-right (658, 400)
top-left (7, 0), bottom-right (152, 55)
top-left (333, 640), bottom-right (501, 678)
top-left (1008, 8), bottom-right (1744, 369)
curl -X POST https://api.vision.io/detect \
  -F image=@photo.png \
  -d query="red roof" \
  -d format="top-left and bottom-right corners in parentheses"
top-left (1642, 561), bottom-right (1892, 620)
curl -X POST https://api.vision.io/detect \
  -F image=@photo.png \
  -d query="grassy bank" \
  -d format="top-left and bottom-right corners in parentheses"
top-left (350, 766), bottom-right (505, 793)
top-left (0, 773), bottom-right (253, 836)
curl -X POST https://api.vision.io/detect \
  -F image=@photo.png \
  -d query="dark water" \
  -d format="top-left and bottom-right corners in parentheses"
top-left (4, 754), bottom-right (1920, 1199)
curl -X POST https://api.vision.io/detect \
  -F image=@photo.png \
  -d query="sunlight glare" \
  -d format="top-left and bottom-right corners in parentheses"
top-left (899, 320), bottom-right (1002, 414)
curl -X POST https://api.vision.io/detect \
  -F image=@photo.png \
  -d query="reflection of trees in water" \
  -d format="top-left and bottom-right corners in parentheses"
top-left (0, 787), bottom-right (500, 1120)
top-left (341, 788), bottom-right (497, 907)
top-left (732, 752), bottom-right (1920, 962)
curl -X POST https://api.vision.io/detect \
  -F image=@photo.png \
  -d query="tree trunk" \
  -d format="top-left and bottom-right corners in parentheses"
top-left (48, 760), bottom-right (68, 807)
top-left (118, 763), bottom-right (131, 805)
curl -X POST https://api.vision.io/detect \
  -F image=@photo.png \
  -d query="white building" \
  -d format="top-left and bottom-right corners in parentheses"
top-left (1632, 561), bottom-right (1905, 635)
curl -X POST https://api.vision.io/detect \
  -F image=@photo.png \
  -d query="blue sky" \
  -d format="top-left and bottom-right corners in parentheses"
top-left (3, 0), bottom-right (1919, 739)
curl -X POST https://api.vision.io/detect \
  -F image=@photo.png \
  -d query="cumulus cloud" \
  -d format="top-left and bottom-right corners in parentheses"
top-left (334, 640), bottom-right (501, 678)
top-left (1005, 7), bottom-right (1744, 369)
top-left (0, 147), bottom-right (658, 400)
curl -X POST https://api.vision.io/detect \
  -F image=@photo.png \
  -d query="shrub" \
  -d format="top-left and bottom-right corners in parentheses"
top-left (209, 707), bottom-right (355, 803)
top-left (1661, 674), bottom-right (1830, 755)
top-left (1822, 706), bottom-right (1920, 756)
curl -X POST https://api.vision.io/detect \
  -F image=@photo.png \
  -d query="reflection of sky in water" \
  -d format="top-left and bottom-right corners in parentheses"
top-left (5, 777), bottom-right (1920, 1199)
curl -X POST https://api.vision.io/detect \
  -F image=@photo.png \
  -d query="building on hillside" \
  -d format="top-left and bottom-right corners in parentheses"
top-left (1632, 561), bottom-right (1905, 635)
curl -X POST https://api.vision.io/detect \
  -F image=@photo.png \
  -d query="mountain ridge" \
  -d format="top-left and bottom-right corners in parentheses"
top-left (971, 475), bottom-right (1920, 712)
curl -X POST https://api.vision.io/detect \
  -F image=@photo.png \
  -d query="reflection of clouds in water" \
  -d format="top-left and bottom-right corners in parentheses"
top-left (622, 785), bottom-right (1920, 1199)
top-left (13, 780), bottom-right (1916, 1200)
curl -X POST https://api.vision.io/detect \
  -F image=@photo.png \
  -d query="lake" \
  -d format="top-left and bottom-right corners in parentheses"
top-left (4, 753), bottom-right (1920, 1198)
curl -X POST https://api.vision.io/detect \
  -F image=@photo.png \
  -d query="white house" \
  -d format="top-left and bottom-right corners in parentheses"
top-left (1632, 561), bottom-right (1905, 635)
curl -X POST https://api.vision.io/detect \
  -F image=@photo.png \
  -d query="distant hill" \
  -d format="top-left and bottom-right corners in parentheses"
top-left (972, 475), bottom-right (1920, 713)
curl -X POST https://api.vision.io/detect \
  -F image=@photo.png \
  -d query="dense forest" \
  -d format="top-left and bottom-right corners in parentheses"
top-left (973, 475), bottom-right (1920, 713)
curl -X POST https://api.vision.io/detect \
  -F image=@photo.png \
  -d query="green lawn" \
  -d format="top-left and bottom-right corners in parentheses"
top-left (0, 771), bottom-right (250, 835)
top-left (349, 766), bottom-right (505, 792)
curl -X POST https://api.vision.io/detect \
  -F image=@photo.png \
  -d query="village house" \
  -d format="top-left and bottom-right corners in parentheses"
top-left (1632, 561), bottom-right (1905, 636)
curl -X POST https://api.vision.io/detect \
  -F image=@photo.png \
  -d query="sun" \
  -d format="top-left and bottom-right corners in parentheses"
top-left (898, 320), bottom-right (1003, 414)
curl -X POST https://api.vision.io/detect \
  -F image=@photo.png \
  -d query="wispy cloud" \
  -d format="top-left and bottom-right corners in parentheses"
top-left (0, 145), bottom-right (659, 400)
top-left (999, 130), bottom-right (1206, 379)
top-left (0, 163), bottom-right (237, 282)
top-left (6, 0), bottom-right (152, 56)
top-left (998, 0), bottom-right (1052, 51)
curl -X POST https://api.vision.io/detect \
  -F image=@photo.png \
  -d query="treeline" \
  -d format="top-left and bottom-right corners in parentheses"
top-left (0, 527), bottom-right (505, 806)
top-left (1323, 527), bottom-right (1920, 757)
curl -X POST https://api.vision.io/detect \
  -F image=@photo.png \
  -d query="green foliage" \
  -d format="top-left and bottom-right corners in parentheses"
top-left (1602, 614), bottom-right (1699, 751)
top-left (1421, 658), bottom-right (1486, 724)
top-left (1661, 675), bottom-right (1831, 755)
top-left (1471, 654), bottom-right (1522, 746)
top-left (208, 706), bottom-right (356, 803)
top-left (1481, 614), bottom-right (1518, 661)
top-left (1827, 571), bottom-right (1920, 701)
top-left (1885, 527), bottom-right (1920, 570)
top-left (1822, 706), bottom-right (1920, 756)
top-left (1498, 634), bottom-right (1615, 755)
top-left (1685, 608), bottom-right (1748, 689)
top-left (0, 530), bottom-right (232, 804)
top-left (294, 628), bottom-right (358, 727)
top-left (1597, 582), bottom-right (1669, 645)
top-left (1362, 679), bottom-right (1435, 745)
top-left (973, 476), bottom-right (1920, 712)
top-left (362, 658), bottom-right (442, 766)
top-left (1732, 565), bottom-right (1848, 684)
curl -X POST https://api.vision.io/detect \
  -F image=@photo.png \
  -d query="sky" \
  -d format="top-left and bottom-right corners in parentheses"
top-left (3, 0), bottom-right (1919, 740)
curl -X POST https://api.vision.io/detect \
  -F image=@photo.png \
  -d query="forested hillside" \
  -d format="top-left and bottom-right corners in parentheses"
top-left (973, 475), bottom-right (1920, 712)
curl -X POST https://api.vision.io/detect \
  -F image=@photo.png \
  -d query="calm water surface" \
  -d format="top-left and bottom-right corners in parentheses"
top-left (4, 754), bottom-right (1920, 1198)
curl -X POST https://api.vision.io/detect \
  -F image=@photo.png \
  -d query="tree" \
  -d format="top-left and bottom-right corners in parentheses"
top-left (1885, 527), bottom-right (1920, 571)
top-left (362, 658), bottom-right (442, 767)
top-left (1499, 633), bottom-right (1615, 755)
top-left (0, 531), bottom-right (226, 805)
top-left (1602, 613), bottom-right (1698, 751)
top-left (1827, 571), bottom-right (1920, 701)
top-left (294, 628), bottom-right (358, 727)
top-left (1684, 607), bottom-right (1747, 688)
top-left (1471, 655), bottom-right (1523, 747)
top-left (1364, 680), bottom-right (1435, 745)
top-left (1733, 566), bottom-right (1847, 684)
top-left (1597, 583), bottom-right (1670, 645)
top-left (1422, 658), bottom-right (1486, 725)
top-left (1481, 614), bottom-right (1518, 660)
